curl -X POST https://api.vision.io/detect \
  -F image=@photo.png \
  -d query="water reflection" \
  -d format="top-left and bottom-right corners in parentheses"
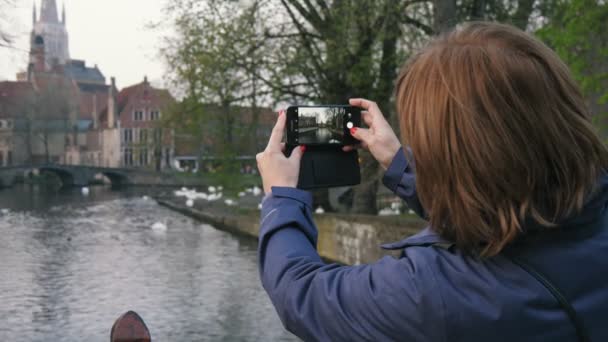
top-left (0, 185), bottom-right (297, 341)
top-left (299, 127), bottom-right (343, 144)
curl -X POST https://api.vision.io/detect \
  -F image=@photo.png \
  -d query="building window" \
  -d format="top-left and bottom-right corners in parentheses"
top-left (0, 121), bottom-right (4, 129)
top-left (0, 151), bottom-right (4, 166)
top-left (124, 148), bottom-right (133, 166)
top-left (7, 121), bottom-right (12, 128)
top-left (150, 110), bottom-right (161, 121)
top-left (123, 128), bottom-right (133, 143)
top-left (139, 149), bottom-right (148, 166)
top-left (133, 110), bottom-right (144, 121)
top-left (140, 129), bottom-right (148, 143)
top-left (7, 151), bottom-right (12, 166)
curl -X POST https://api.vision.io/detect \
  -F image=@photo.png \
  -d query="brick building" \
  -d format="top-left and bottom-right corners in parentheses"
top-left (0, 0), bottom-right (121, 166)
top-left (0, 0), bottom-right (178, 170)
top-left (110, 77), bottom-right (175, 170)
top-left (173, 104), bottom-right (275, 171)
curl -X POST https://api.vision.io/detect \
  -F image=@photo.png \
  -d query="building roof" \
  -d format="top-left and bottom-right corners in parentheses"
top-left (0, 81), bottom-right (34, 100)
top-left (78, 88), bottom-right (109, 120)
top-left (64, 60), bottom-right (105, 85)
top-left (1, 77), bottom-right (79, 121)
top-left (0, 81), bottom-right (35, 118)
top-left (98, 78), bottom-right (174, 124)
top-left (115, 79), bottom-right (173, 114)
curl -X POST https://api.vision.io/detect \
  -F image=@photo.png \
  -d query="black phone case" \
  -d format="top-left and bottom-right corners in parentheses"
top-left (286, 145), bottom-right (361, 189)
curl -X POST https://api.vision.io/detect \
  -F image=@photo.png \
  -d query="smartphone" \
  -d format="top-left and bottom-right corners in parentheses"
top-left (286, 105), bottom-right (362, 146)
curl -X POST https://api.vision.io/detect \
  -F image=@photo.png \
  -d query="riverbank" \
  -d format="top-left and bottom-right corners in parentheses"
top-left (0, 168), bottom-right (261, 189)
top-left (157, 196), bottom-right (426, 265)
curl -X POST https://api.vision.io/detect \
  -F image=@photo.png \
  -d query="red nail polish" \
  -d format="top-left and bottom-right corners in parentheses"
top-left (300, 145), bottom-right (306, 152)
top-left (350, 127), bottom-right (357, 135)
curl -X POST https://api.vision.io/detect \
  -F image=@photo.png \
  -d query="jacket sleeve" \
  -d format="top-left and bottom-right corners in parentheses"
top-left (382, 147), bottom-right (427, 219)
top-left (258, 187), bottom-right (444, 342)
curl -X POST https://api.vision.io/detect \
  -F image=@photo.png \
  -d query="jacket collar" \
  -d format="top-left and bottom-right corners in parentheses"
top-left (522, 174), bottom-right (608, 233)
top-left (382, 175), bottom-right (608, 251)
top-left (381, 227), bottom-right (454, 250)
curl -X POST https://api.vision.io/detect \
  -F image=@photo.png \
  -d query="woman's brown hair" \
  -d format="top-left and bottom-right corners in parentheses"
top-left (395, 22), bottom-right (608, 256)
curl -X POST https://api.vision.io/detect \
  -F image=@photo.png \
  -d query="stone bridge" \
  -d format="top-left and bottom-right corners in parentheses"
top-left (0, 164), bottom-right (192, 188)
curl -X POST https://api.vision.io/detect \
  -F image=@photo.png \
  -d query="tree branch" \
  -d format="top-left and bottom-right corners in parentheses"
top-left (402, 15), bottom-right (434, 35)
top-left (280, 0), bottom-right (327, 82)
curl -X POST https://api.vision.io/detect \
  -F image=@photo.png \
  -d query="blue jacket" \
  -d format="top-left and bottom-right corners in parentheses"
top-left (258, 148), bottom-right (608, 341)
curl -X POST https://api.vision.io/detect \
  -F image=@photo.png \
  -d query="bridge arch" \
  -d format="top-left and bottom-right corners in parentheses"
top-left (0, 165), bottom-right (136, 188)
top-left (38, 166), bottom-right (76, 187)
top-left (94, 171), bottom-right (129, 187)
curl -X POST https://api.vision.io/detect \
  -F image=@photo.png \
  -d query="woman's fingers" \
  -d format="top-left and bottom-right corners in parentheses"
top-left (350, 127), bottom-right (372, 145)
top-left (349, 98), bottom-right (374, 110)
top-left (290, 145), bottom-right (305, 161)
top-left (349, 98), bottom-right (381, 117)
top-left (362, 111), bottom-right (373, 127)
top-left (266, 110), bottom-right (286, 152)
top-left (342, 142), bottom-right (368, 152)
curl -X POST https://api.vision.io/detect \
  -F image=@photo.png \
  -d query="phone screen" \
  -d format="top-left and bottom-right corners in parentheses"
top-left (297, 107), bottom-right (348, 145)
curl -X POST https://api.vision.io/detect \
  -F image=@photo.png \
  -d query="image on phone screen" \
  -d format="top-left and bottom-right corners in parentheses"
top-left (298, 107), bottom-right (346, 145)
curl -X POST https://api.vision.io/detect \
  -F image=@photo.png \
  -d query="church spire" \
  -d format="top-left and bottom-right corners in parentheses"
top-left (62, 2), bottom-right (66, 25)
top-left (32, 2), bottom-right (37, 25)
top-left (40, 0), bottom-right (59, 23)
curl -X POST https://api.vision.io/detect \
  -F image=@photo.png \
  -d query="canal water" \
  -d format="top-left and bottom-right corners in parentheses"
top-left (0, 185), bottom-right (298, 341)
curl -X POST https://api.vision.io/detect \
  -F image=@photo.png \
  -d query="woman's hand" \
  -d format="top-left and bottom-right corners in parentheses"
top-left (345, 98), bottom-right (402, 170)
top-left (256, 111), bottom-right (305, 195)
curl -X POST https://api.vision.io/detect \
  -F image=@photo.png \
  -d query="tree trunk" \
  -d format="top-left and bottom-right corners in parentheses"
top-left (512, 0), bottom-right (534, 30)
top-left (351, 150), bottom-right (380, 214)
top-left (471, 0), bottom-right (486, 20)
top-left (25, 122), bottom-right (33, 164)
top-left (44, 134), bottom-right (50, 163)
top-left (351, 4), bottom-right (400, 215)
top-left (433, 0), bottom-right (457, 33)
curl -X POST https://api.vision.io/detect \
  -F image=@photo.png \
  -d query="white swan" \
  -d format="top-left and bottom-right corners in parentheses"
top-left (151, 221), bottom-right (168, 232)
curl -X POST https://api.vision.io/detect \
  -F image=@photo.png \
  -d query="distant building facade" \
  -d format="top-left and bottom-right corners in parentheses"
top-left (173, 105), bottom-right (275, 172)
top-left (112, 77), bottom-right (175, 170)
top-left (0, 0), bottom-right (176, 171)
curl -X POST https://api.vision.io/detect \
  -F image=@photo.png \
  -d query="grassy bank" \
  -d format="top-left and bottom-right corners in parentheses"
top-left (172, 171), bottom-right (261, 196)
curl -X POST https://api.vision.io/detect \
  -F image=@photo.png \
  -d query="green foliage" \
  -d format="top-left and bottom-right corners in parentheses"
top-left (160, 0), bottom-right (266, 159)
top-left (537, 0), bottom-right (608, 95)
top-left (0, 0), bottom-right (16, 47)
top-left (537, 0), bottom-right (608, 135)
top-left (173, 170), bottom-right (261, 196)
top-left (160, 0), bottom-right (577, 213)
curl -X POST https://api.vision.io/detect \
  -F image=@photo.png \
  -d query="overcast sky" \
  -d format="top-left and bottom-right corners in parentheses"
top-left (0, 0), bottom-right (169, 89)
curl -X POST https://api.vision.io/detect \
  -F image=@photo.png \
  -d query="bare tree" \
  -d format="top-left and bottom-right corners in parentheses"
top-left (161, 0), bottom-right (549, 213)
top-left (35, 84), bottom-right (72, 163)
top-left (12, 79), bottom-right (74, 164)
top-left (0, 0), bottom-right (15, 48)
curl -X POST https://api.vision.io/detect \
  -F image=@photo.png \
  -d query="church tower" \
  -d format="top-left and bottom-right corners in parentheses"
top-left (29, 0), bottom-right (70, 71)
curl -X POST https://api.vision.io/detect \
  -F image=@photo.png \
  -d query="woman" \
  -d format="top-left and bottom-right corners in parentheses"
top-left (255, 22), bottom-right (608, 341)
